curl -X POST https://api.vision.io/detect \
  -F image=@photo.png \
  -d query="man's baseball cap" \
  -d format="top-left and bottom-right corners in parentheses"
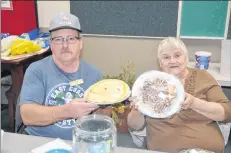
top-left (49, 12), bottom-right (82, 32)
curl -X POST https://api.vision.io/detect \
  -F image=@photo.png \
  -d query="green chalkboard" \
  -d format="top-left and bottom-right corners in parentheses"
top-left (70, 1), bottom-right (179, 37)
top-left (180, 1), bottom-right (229, 38)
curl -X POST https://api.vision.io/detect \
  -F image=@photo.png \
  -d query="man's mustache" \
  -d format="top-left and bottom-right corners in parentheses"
top-left (60, 49), bottom-right (71, 53)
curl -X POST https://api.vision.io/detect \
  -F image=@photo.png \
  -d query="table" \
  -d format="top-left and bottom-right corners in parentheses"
top-left (1, 48), bottom-right (51, 132)
top-left (188, 62), bottom-right (231, 87)
top-left (1, 132), bottom-right (162, 153)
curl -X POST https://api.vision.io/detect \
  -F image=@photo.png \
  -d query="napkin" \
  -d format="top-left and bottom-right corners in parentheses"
top-left (31, 138), bottom-right (72, 153)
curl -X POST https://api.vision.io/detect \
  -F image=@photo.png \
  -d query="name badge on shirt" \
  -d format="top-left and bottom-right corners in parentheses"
top-left (69, 79), bottom-right (84, 86)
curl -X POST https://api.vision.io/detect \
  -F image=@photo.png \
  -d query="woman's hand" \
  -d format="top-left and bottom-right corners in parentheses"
top-left (127, 96), bottom-right (145, 130)
top-left (129, 96), bottom-right (143, 117)
top-left (181, 93), bottom-right (195, 110)
top-left (181, 93), bottom-right (226, 121)
top-left (129, 96), bottom-right (139, 111)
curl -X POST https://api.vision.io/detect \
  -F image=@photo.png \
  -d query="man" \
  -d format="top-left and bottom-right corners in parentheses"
top-left (19, 12), bottom-right (103, 140)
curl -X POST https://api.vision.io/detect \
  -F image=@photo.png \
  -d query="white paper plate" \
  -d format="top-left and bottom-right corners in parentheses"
top-left (132, 70), bottom-right (184, 118)
top-left (180, 148), bottom-right (214, 153)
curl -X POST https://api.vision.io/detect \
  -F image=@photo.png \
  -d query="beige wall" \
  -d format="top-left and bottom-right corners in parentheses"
top-left (37, 1), bottom-right (70, 28)
top-left (37, 1), bottom-right (223, 77)
top-left (82, 37), bottom-right (222, 76)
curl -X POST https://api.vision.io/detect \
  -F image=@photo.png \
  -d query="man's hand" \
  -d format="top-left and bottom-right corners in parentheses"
top-left (67, 98), bottom-right (99, 118)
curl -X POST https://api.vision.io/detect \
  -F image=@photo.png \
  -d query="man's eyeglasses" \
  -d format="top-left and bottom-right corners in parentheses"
top-left (51, 35), bottom-right (80, 45)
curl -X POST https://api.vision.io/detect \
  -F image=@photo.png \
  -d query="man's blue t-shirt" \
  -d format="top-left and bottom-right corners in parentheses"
top-left (19, 56), bottom-right (102, 140)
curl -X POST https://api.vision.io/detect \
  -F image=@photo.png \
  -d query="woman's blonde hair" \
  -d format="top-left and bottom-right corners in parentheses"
top-left (157, 37), bottom-right (189, 63)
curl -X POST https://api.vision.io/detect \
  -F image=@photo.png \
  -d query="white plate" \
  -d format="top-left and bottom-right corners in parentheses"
top-left (132, 70), bottom-right (184, 118)
top-left (180, 148), bottom-right (214, 153)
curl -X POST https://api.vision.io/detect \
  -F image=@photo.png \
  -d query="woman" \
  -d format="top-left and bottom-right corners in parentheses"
top-left (127, 37), bottom-right (231, 153)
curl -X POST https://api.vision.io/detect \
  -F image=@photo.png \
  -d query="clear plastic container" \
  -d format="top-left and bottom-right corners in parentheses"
top-left (72, 114), bottom-right (117, 153)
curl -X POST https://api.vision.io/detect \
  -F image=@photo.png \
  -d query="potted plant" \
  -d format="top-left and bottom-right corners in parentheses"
top-left (103, 61), bottom-right (136, 132)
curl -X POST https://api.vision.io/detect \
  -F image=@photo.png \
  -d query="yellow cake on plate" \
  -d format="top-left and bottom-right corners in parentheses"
top-left (85, 79), bottom-right (131, 105)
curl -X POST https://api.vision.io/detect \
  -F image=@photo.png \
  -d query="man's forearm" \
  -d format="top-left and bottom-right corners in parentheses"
top-left (20, 103), bottom-right (72, 126)
top-left (192, 98), bottom-right (225, 121)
